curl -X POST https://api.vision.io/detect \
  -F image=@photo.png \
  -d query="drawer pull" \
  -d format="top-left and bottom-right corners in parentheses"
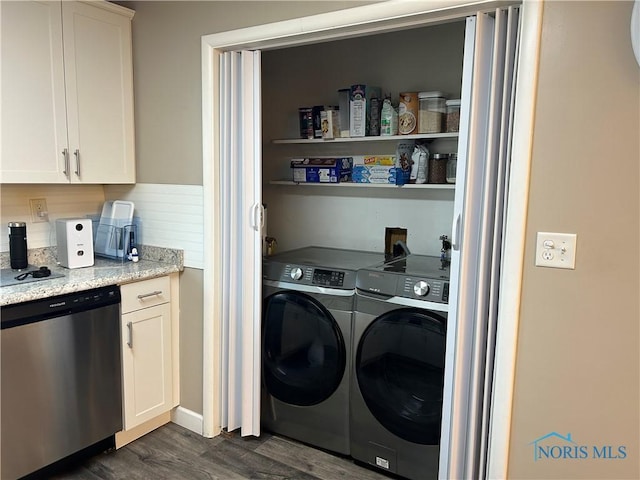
top-left (127, 321), bottom-right (133, 348)
top-left (137, 290), bottom-right (162, 300)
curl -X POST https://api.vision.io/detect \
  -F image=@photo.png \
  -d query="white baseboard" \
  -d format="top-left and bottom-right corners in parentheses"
top-left (171, 406), bottom-right (204, 435)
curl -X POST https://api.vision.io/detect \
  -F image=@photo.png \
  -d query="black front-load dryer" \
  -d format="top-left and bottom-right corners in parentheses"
top-left (261, 246), bottom-right (386, 455)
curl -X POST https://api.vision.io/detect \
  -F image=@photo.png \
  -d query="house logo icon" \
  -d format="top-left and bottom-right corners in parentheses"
top-left (528, 432), bottom-right (628, 461)
top-left (528, 432), bottom-right (582, 461)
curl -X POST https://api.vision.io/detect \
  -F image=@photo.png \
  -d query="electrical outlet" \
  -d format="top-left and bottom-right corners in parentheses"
top-left (29, 198), bottom-right (49, 223)
top-left (535, 232), bottom-right (577, 269)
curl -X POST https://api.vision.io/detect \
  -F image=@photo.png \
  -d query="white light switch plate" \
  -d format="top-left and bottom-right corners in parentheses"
top-left (535, 232), bottom-right (577, 269)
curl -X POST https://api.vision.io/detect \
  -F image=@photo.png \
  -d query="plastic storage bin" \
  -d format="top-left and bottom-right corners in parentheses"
top-left (87, 214), bottom-right (141, 263)
top-left (446, 153), bottom-right (457, 183)
top-left (446, 99), bottom-right (461, 133)
top-left (418, 91), bottom-right (446, 133)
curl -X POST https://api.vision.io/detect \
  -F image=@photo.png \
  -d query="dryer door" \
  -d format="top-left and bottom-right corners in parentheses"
top-left (355, 308), bottom-right (446, 445)
top-left (262, 291), bottom-right (346, 406)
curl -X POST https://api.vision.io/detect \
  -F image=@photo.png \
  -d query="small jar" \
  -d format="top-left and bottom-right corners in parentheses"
top-left (446, 99), bottom-right (461, 133)
top-left (446, 153), bottom-right (457, 184)
top-left (428, 153), bottom-right (448, 184)
top-left (418, 91), bottom-right (446, 134)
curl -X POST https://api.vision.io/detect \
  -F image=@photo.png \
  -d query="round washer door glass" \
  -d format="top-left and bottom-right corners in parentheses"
top-left (262, 291), bottom-right (346, 406)
top-left (356, 308), bottom-right (446, 445)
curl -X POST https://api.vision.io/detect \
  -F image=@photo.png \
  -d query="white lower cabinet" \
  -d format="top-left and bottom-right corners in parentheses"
top-left (116, 274), bottom-right (179, 447)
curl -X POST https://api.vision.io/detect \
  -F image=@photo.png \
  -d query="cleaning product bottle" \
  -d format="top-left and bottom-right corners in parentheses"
top-left (380, 98), bottom-right (396, 136)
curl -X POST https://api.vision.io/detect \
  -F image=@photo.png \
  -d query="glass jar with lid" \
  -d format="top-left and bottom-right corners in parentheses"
top-left (418, 91), bottom-right (446, 134)
top-left (446, 153), bottom-right (457, 183)
top-left (446, 99), bottom-right (461, 133)
top-left (428, 153), bottom-right (448, 184)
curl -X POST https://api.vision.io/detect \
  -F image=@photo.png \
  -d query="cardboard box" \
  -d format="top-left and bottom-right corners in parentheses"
top-left (312, 105), bottom-right (338, 138)
top-left (298, 107), bottom-right (314, 139)
top-left (369, 96), bottom-right (382, 136)
top-left (349, 85), bottom-right (381, 137)
top-left (312, 106), bottom-right (324, 138)
top-left (353, 155), bottom-right (395, 166)
top-left (291, 157), bottom-right (353, 183)
top-left (338, 89), bottom-right (351, 138)
top-left (352, 165), bottom-right (396, 183)
top-left (321, 110), bottom-right (340, 139)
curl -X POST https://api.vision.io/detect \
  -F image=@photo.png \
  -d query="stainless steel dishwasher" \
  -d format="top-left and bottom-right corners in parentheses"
top-left (1, 285), bottom-right (122, 479)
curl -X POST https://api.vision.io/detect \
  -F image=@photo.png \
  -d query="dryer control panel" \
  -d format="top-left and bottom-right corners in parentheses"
top-left (400, 276), bottom-right (449, 303)
top-left (263, 262), bottom-right (357, 290)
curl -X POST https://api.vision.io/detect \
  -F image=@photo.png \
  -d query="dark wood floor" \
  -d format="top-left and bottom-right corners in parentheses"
top-left (49, 422), bottom-right (392, 480)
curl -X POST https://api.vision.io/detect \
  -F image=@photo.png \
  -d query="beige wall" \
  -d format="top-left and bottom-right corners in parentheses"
top-left (178, 267), bottom-right (204, 413)
top-left (118, 0), bottom-right (376, 186)
top-left (508, 2), bottom-right (640, 478)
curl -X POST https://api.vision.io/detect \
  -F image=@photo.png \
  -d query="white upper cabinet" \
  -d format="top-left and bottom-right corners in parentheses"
top-left (1, 1), bottom-right (68, 183)
top-left (1, 1), bottom-right (135, 184)
top-left (62, 1), bottom-right (136, 183)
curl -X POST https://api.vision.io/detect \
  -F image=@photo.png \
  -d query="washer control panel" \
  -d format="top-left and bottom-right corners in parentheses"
top-left (312, 268), bottom-right (345, 287)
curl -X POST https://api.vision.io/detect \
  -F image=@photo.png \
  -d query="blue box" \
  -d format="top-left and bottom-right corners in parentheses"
top-left (352, 165), bottom-right (396, 184)
top-left (291, 157), bottom-right (353, 183)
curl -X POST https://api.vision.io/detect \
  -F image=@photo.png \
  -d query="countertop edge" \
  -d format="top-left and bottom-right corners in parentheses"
top-left (1, 253), bottom-right (183, 307)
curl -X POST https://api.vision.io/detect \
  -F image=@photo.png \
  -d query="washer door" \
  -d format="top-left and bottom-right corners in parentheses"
top-left (355, 308), bottom-right (446, 445)
top-left (262, 291), bottom-right (346, 406)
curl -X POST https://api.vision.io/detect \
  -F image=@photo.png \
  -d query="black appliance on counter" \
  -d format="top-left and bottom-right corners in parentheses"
top-left (1, 285), bottom-right (122, 479)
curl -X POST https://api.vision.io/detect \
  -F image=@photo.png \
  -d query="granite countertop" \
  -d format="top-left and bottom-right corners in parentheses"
top-left (0, 245), bottom-right (184, 307)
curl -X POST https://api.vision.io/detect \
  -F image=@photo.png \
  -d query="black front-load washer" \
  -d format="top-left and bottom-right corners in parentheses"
top-left (351, 254), bottom-right (450, 480)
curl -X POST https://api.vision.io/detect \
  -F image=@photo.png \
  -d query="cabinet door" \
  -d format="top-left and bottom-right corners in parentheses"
top-left (0, 1), bottom-right (69, 183)
top-left (121, 302), bottom-right (172, 431)
top-left (62, 2), bottom-right (135, 184)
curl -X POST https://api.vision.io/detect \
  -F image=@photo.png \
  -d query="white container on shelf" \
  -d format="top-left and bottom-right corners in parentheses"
top-left (446, 99), bottom-right (461, 133)
top-left (446, 153), bottom-right (457, 183)
top-left (418, 91), bottom-right (447, 134)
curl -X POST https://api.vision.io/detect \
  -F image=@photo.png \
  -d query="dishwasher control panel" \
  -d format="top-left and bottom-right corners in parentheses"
top-left (1, 285), bottom-right (121, 328)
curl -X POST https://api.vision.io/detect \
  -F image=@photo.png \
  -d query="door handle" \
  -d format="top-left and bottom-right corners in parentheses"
top-left (127, 321), bottom-right (133, 348)
top-left (62, 148), bottom-right (69, 176)
top-left (250, 203), bottom-right (262, 232)
top-left (451, 213), bottom-right (462, 250)
top-left (74, 149), bottom-right (80, 177)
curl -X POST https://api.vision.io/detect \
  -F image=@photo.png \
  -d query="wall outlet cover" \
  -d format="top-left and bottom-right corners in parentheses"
top-left (535, 232), bottom-right (577, 269)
